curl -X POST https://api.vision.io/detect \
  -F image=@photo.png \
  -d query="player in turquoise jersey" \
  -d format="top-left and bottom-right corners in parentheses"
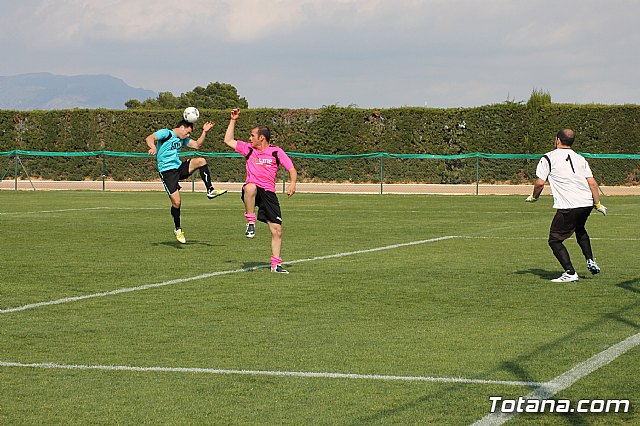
top-left (145, 119), bottom-right (227, 243)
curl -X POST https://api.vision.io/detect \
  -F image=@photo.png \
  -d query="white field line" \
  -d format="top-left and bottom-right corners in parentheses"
top-left (1, 206), bottom-right (636, 217)
top-left (461, 236), bottom-right (640, 242)
top-left (0, 207), bottom-right (428, 216)
top-left (0, 207), bottom-right (429, 215)
top-left (0, 207), bottom-right (165, 215)
top-left (471, 331), bottom-right (640, 426)
top-left (0, 361), bottom-right (542, 387)
top-left (0, 207), bottom-right (540, 216)
top-left (286, 235), bottom-right (459, 265)
top-left (0, 236), bottom-right (460, 314)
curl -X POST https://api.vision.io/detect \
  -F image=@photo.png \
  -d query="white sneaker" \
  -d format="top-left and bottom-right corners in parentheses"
top-left (550, 271), bottom-right (579, 283)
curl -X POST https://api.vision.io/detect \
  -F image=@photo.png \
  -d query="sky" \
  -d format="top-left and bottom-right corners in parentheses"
top-left (2, 0), bottom-right (639, 109)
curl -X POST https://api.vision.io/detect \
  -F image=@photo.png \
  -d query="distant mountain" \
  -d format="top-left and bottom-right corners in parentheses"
top-left (0, 72), bottom-right (157, 110)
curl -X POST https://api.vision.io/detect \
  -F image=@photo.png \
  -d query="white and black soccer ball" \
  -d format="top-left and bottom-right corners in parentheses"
top-left (183, 107), bottom-right (200, 123)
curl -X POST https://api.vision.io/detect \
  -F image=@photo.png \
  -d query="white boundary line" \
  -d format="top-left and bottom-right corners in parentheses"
top-left (0, 235), bottom-right (460, 314)
top-left (472, 331), bottom-right (640, 425)
top-left (1, 205), bottom-right (637, 218)
top-left (0, 207), bottom-right (166, 215)
top-left (0, 207), bottom-right (530, 216)
top-left (0, 361), bottom-right (542, 387)
top-left (2, 332), bottom-right (637, 395)
top-left (0, 207), bottom-right (545, 216)
top-left (461, 236), bottom-right (640, 242)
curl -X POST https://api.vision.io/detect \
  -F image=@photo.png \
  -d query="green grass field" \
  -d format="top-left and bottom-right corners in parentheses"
top-left (0, 191), bottom-right (638, 425)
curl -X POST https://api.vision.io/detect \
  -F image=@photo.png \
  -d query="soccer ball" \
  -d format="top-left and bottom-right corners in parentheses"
top-left (183, 107), bottom-right (200, 123)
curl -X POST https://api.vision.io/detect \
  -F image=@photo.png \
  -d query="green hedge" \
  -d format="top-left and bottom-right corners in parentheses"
top-left (1, 105), bottom-right (639, 184)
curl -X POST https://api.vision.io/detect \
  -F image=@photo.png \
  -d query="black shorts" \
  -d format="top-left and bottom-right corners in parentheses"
top-left (549, 206), bottom-right (593, 243)
top-left (242, 185), bottom-right (282, 225)
top-left (159, 160), bottom-right (192, 195)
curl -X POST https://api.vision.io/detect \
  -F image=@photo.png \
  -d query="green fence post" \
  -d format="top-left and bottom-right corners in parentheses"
top-left (14, 155), bottom-right (19, 191)
top-left (379, 157), bottom-right (384, 194)
top-left (475, 156), bottom-right (479, 195)
top-left (101, 155), bottom-right (106, 192)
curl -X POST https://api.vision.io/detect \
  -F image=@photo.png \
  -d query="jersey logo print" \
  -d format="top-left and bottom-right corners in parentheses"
top-left (257, 158), bottom-right (274, 166)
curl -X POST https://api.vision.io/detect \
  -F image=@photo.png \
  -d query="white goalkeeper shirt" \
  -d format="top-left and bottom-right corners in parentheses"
top-left (535, 148), bottom-right (594, 209)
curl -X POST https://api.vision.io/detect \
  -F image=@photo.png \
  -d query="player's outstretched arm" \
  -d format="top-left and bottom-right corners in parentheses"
top-left (224, 109), bottom-right (240, 150)
top-left (188, 121), bottom-right (214, 150)
top-left (145, 133), bottom-right (158, 156)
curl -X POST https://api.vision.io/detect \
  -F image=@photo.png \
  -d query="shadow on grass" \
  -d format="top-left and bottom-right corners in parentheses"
top-left (352, 282), bottom-right (640, 424)
top-left (514, 268), bottom-right (602, 281)
top-left (152, 240), bottom-right (218, 249)
top-left (241, 261), bottom-right (269, 271)
top-left (240, 262), bottom-right (293, 273)
top-left (617, 278), bottom-right (640, 294)
top-left (513, 268), bottom-right (559, 280)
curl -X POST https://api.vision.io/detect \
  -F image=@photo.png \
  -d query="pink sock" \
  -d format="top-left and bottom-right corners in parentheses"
top-left (244, 213), bottom-right (256, 224)
top-left (271, 256), bottom-right (282, 269)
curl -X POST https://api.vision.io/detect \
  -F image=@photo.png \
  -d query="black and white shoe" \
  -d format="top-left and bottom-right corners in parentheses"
top-left (245, 223), bottom-right (255, 238)
top-left (271, 264), bottom-right (289, 274)
top-left (586, 259), bottom-right (601, 275)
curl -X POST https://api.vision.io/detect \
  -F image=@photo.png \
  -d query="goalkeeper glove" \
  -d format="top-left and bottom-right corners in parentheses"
top-left (525, 195), bottom-right (538, 202)
top-left (594, 203), bottom-right (607, 216)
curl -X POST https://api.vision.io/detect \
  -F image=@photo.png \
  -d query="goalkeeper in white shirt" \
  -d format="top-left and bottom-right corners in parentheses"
top-left (526, 128), bottom-right (607, 283)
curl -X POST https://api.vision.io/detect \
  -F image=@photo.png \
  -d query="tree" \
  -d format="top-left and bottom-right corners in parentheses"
top-left (527, 88), bottom-right (552, 109)
top-left (125, 82), bottom-right (248, 109)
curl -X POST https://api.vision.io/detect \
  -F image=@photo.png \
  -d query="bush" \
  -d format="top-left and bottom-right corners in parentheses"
top-left (1, 105), bottom-right (639, 184)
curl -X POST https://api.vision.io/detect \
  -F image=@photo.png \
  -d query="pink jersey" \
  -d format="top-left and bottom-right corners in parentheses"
top-left (235, 141), bottom-right (294, 192)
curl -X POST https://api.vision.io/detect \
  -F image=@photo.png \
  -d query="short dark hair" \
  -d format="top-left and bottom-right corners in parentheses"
top-left (256, 125), bottom-right (271, 142)
top-left (176, 120), bottom-right (194, 130)
top-left (557, 128), bottom-right (575, 146)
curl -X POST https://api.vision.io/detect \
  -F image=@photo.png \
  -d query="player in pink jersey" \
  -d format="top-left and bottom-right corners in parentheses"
top-left (224, 108), bottom-right (298, 273)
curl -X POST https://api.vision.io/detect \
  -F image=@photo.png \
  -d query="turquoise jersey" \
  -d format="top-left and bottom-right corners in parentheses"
top-left (154, 129), bottom-right (190, 172)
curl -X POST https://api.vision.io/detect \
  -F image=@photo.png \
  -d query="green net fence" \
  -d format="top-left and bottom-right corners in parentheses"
top-left (1, 150), bottom-right (639, 195)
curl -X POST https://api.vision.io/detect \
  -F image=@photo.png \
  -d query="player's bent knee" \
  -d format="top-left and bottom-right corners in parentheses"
top-left (548, 240), bottom-right (564, 252)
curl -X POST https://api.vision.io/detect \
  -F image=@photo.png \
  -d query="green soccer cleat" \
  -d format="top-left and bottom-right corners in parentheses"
top-left (207, 187), bottom-right (228, 199)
